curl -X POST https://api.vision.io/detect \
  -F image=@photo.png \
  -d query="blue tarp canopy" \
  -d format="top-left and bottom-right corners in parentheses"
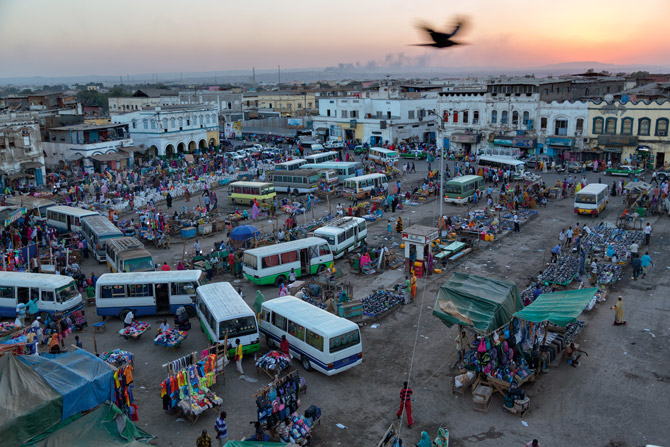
top-left (20, 349), bottom-right (114, 421)
top-left (230, 225), bottom-right (261, 241)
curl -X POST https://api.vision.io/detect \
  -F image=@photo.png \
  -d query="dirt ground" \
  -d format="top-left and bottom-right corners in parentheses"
top-left (72, 162), bottom-right (669, 447)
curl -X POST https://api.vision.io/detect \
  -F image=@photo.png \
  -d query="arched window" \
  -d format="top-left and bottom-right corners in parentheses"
top-left (621, 118), bottom-right (633, 135)
top-left (605, 117), bottom-right (617, 134)
top-left (512, 111), bottom-right (519, 126)
top-left (501, 111), bottom-right (508, 125)
top-left (576, 118), bottom-right (584, 133)
top-left (205, 115), bottom-right (210, 124)
top-left (522, 111), bottom-right (530, 125)
top-left (178, 117), bottom-right (183, 128)
top-left (593, 117), bottom-right (604, 134)
top-left (162, 118), bottom-right (168, 129)
top-left (131, 120), bottom-right (137, 129)
top-left (199, 115), bottom-right (204, 125)
top-left (143, 119), bottom-right (148, 130)
top-left (150, 119), bottom-right (156, 129)
top-left (170, 118), bottom-right (176, 128)
top-left (655, 118), bottom-right (668, 136)
top-left (638, 118), bottom-right (651, 136)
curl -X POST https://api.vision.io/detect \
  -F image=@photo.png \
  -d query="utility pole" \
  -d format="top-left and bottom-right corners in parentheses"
top-left (252, 67), bottom-right (256, 84)
top-left (278, 65), bottom-right (280, 88)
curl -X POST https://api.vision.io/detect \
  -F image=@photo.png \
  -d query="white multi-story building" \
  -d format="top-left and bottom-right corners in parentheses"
top-left (179, 90), bottom-right (244, 122)
top-left (313, 96), bottom-right (439, 145)
top-left (111, 105), bottom-right (219, 157)
top-left (0, 119), bottom-right (46, 187)
top-left (108, 89), bottom-right (179, 113)
top-left (536, 101), bottom-right (588, 159)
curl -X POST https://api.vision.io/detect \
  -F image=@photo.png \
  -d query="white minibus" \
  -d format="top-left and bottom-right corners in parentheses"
top-left (343, 173), bottom-right (388, 199)
top-left (260, 296), bottom-right (363, 375)
top-left (478, 156), bottom-right (526, 179)
top-left (574, 183), bottom-right (609, 216)
top-left (313, 217), bottom-right (367, 259)
top-left (274, 159), bottom-right (307, 171)
top-left (243, 237), bottom-right (334, 286)
top-left (46, 206), bottom-right (99, 233)
top-left (81, 215), bottom-right (124, 262)
top-left (0, 272), bottom-right (83, 318)
top-left (95, 270), bottom-right (203, 319)
top-left (301, 162), bottom-right (364, 184)
top-left (269, 169), bottom-right (321, 194)
top-left (105, 237), bottom-right (154, 273)
top-left (304, 151), bottom-right (338, 164)
top-left (368, 147), bottom-right (399, 166)
top-left (196, 282), bottom-right (261, 356)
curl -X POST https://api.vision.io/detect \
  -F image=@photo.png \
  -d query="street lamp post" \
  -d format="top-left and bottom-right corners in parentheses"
top-left (427, 110), bottom-right (445, 226)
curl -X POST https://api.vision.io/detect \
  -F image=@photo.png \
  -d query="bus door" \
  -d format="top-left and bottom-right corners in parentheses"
top-left (300, 249), bottom-right (310, 274)
top-left (155, 283), bottom-right (170, 313)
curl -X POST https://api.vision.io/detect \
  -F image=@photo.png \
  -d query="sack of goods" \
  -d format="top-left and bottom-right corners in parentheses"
top-left (256, 351), bottom-right (292, 372)
top-left (514, 397), bottom-right (530, 412)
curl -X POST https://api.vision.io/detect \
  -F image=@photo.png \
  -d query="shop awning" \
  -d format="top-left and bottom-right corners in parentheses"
top-left (604, 147), bottom-right (623, 153)
top-left (119, 146), bottom-right (146, 153)
top-left (90, 152), bottom-right (126, 162)
top-left (513, 288), bottom-right (598, 326)
top-left (432, 272), bottom-right (522, 334)
top-left (21, 161), bottom-right (44, 169)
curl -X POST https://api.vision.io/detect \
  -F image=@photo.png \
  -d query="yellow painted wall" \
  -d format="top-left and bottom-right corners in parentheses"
top-left (207, 131), bottom-right (220, 145)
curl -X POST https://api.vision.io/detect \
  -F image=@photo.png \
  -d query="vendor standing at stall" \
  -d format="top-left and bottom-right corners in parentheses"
top-left (280, 335), bottom-right (290, 357)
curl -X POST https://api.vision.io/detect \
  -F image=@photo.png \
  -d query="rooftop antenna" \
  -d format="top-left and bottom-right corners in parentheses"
top-left (278, 65), bottom-right (281, 88)
top-left (252, 67), bottom-right (256, 84)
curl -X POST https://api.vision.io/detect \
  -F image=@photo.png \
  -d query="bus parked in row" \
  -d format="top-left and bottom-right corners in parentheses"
top-left (0, 272), bottom-right (83, 318)
top-left (477, 156), bottom-right (525, 179)
top-left (228, 181), bottom-right (276, 206)
top-left (304, 151), bottom-right (338, 164)
top-left (105, 237), bottom-right (154, 273)
top-left (368, 147), bottom-right (399, 166)
top-left (343, 173), bottom-right (388, 199)
top-left (95, 270), bottom-right (202, 319)
top-left (260, 296), bottom-right (363, 375)
top-left (269, 169), bottom-right (321, 194)
top-left (46, 206), bottom-right (98, 233)
top-left (574, 183), bottom-right (609, 216)
top-left (196, 282), bottom-right (260, 356)
top-left (81, 215), bottom-right (124, 262)
top-left (242, 237), bottom-right (334, 286)
top-left (444, 175), bottom-right (485, 204)
top-left (300, 162), bottom-right (364, 184)
top-left (313, 217), bottom-right (367, 259)
top-left (274, 159), bottom-right (307, 171)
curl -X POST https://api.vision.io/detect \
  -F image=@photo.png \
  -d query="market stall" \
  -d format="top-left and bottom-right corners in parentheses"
top-left (118, 321), bottom-right (150, 340)
top-left (154, 328), bottom-right (188, 349)
top-left (256, 350), bottom-right (292, 379)
top-left (402, 225), bottom-right (438, 275)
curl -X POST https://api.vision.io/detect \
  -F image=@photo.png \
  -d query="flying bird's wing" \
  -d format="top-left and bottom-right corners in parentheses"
top-left (446, 20), bottom-right (464, 38)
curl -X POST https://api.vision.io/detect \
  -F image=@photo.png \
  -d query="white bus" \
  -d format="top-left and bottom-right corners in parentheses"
top-left (95, 270), bottom-right (203, 319)
top-left (105, 237), bottom-right (154, 273)
top-left (343, 173), bottom-right (388, 199)
top-left (46, 206), bottom-right (99, 233)
top-left (81, 215), bottom-right (124, 262)
top-left (260, 296), bottom-right (363, 375)
top-left (196, 282), bottom-right (261, 356)
top-left (574, 183), bottom-right (609, 216)
top-left (269, 169), bottom-right (321, 194)
top-left (274, 159), bottom-right (307, 171)
top-left (368, 147), bottom-right (399, 166)
top-left (304, 151), bottom-right (338, 164)
top-left (243, 237), bottom-right (334, 287)
top-left (301, 162), bottom-right (364, 184)
top-left (0, 272), bottom-right (83, 319)
top-left (477, 156), bottom-right (526, 179)
top-left (314, 217), bottom-right (367, 259)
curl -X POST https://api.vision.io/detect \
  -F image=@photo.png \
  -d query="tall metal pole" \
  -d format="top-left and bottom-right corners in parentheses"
top-left (440, 116), bottom-right (444, 222)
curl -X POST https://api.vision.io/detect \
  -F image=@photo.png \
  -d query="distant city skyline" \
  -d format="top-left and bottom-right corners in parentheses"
top-left (2, 0), bottom-right (669, 78)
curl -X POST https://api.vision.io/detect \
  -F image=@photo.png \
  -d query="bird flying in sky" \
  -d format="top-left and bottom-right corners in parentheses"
top-left (412, 17), bottom-right (469, 48)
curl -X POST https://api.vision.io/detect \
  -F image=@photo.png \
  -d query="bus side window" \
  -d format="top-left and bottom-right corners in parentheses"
top-left (272, 312), bottom-right (287, 331)
top-left (17, 287), bottom-right (30, 302)
top-left (0, 286), bottom-right (15, 300)
top-left (261, 309), bottom-right (270, 322)
top-left (318, 244), bottom-right (330, 256)
top-left (41, 290), bottom-right (54, 302)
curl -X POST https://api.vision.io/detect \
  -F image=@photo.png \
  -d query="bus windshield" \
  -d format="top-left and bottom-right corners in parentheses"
top-left (56, 283), bottom-right (79, 303)
top-left (261, 186), bottom-right (275, 195)
top-left (219, 316), bottom-right (257, 338)
top-left (317, 233), bottom-right (336, 245)
top-left (329, 328), bottom-right (361, 353)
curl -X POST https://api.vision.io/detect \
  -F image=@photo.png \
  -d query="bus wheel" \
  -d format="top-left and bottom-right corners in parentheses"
top-left (119, 309), bottom-right (132, 321)
top-left (302, 357), bottom-right (312, 371)
top-left (185, 306), bottom-right (196, 318)
top-left (274, 275), bottom-right (286, 287)
top-left (317, 264), bottom-right (326, 274)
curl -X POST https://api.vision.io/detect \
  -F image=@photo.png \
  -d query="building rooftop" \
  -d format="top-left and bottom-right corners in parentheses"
top-left (49, 123), bottom-right (127, 131)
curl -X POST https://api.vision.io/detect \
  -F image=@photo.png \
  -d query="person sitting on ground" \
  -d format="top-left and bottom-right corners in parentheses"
top-left (565, 343), bottom-right (588, 367)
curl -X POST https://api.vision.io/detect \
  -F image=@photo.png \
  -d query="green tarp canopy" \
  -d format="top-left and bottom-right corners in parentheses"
top-left (513, 288), bottom-right (598, 326)
top-left (0, 354), bottom-right (63, 447)
top-left (432, 272), bottom-right (521, 334)
top-left (24, 402), bottom-right (154, 446)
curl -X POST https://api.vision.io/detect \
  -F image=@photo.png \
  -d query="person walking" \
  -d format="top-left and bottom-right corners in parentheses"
top-left (631, 254), bottom-right (642, 281)
top-left (214, 411), bottom-right (228, 447)
top-left (396, 381), bottom-right (414, 428)
top-left (513, 213), bottom-right (520, 232)
top-left (404, 276), bottom-right (411, 305)
top-left (166, 192), bottom-right (173, 209)
top-left (16, 300), bottom-right (26, 326)
top-left (611, 296), bottom-right (626, 326)
top-left (410, 272), bottom-right (417, 301)
top-left (234, 339), bottom-right (244, 375)
top-left (196, 429), bottom-right (212, 447)
top-left (640, 251), bottom-right (653, 278)
top-left (27, 295), bottom-right (39, 322)
top-left (644, 222), bottom-right (652, 245)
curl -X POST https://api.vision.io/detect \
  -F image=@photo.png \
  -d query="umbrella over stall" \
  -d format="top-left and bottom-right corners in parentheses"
top-left (230, 225), bottom-right (261, 241)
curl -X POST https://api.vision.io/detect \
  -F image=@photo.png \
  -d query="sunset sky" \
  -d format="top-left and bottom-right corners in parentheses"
top-left (1, 0), bottom-right (669, 77)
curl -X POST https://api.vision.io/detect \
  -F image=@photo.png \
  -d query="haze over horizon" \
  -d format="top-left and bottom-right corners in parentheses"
top-left (2, 0), bottom-right (670, 78)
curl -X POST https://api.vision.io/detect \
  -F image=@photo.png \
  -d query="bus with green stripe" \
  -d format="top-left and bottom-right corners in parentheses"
top-left (444, 175), bottom-right (484, 204)
top-left (242, 237), bottom-right (334, 286)
top-left (195, 282), bottom-right (260, 357)
top-left (313, 217), bottom-right (367, 259)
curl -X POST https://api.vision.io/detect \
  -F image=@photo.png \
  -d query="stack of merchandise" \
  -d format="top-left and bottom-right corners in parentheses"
top-left (564, 321), bottom-right (585, 343)
top-left (256, 351), bottom-right (292, 373)
top-left (520, 283), bottom-right (552, 305)
top-left (101, 349), bottom-right (134, 367)
top-left (154, 329), bottom-right (188, 348)
top-left (361, 290), bottom-right (404, 317)
top-left (119, 321), bottom-right (151, 337)
top-left (597, 264), bottom-right (623, 286)
top-left (256, 372), bottom-right (304, 432)
top-left (161, 354), bottom-right (221, 416)
top-left (539, 256), bottom-right (579, 285)
top-left (0, 321), bottom-right (20, 335)
top-left (113, 364), bottom-right (138, 420)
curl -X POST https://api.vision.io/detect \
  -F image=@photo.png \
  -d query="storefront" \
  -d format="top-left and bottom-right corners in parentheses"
top-left (402, 225), bottom-right (438, 275)
top-left (450, 132), bottom-right (481, 155)
top-left (493, 135), bottom-right (537, 157)
top-left (598, 135), bottom-right (637, 165)
top-left (545, 137), bottom-right (575, 161)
